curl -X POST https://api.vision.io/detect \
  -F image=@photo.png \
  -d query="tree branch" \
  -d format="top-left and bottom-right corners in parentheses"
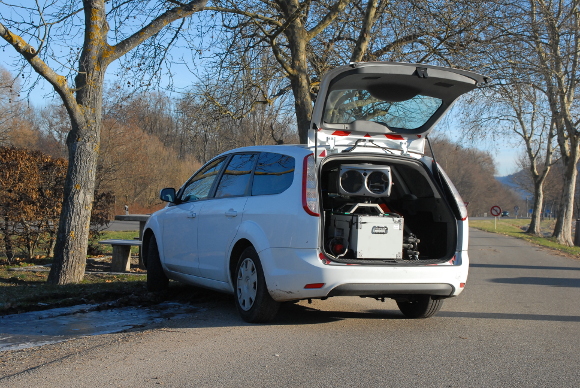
top-left (350, 0), bottom-right (379, 62)
top-left (370, 32), bottom-right (424, 59)
top-left (106, 0), bottom-right (209, 64)
top-left (306, 0), bottom-right (349, 40)
top-left (205, 6), bottom-right (283, 27)
top-left (0, 22), bottom-right (77, 114)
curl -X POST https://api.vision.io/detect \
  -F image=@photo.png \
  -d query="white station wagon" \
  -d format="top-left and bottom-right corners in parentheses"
top-left (143, 62), bottom-right (486, 323)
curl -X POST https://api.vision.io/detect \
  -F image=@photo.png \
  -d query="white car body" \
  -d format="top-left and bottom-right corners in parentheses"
top-left (143, 62), bottom-right (487, 322)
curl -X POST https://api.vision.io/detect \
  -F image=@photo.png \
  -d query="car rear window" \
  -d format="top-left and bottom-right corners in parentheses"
top-left (323, 88), bottom-right (442, 130)
top-left (251, 152), bottom-right (295, 196)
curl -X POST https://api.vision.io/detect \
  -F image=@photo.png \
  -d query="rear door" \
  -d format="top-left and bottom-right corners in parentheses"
top-left (197, 153), bottom-right (258, 282)
top-left (308, 62), bottom-right (487, 155)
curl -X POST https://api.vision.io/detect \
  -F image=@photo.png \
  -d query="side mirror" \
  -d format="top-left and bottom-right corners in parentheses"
top-left (160, 188), bottom-right (176, 203)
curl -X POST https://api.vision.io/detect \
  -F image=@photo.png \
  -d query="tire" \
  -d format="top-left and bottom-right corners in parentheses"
top-left (396, 295), bottom-right (443, 319)
top-left (146, 236), bottom-right (169, 292)
top-left (234, 246), bottom-right (280, 323)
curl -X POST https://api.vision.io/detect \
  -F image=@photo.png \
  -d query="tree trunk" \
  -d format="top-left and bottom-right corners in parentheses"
top-left (47, 231), bottom-right (57, 258)
top-left (48, 0), bottom-right (107, 284)
top-left (552, 151), bottom-right (579, 245)
top-left (350, 0), bottom-right (379, 63)
top-left (47, 116), bottom-right (102, 283)
top-left (292, 71), bottom-right (314, 144)
top-left (2, 217), bottom-right (14, 262)
top-left (527, 181), bottom-right (544, 236)
top-left (283, 4), bottom-right (313, 144)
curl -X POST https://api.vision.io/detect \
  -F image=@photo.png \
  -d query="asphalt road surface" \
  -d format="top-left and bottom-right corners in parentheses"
top-left (2, 228), bottom-right (580, 387)
top-left (105, 220), bottom-right (141, 231)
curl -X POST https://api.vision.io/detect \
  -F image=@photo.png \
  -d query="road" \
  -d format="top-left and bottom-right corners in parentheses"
top-left (104, 220), bottom-right (141, 231)
top-left (2, 228), bottom-right (580, 387)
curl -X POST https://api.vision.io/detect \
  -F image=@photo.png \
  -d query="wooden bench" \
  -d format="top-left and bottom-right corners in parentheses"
top-left (98, 239), bottom-right (142, 272)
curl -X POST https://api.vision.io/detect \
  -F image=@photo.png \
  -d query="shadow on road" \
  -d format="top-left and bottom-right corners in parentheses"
top-left (489, 276), bottom-right (580, 288)
top-left (438, 311), bottom-right (580, 322)
top-left (272, 303), bottom-right (405, 325)
top-left (471, 263), bottom-right (580, 271)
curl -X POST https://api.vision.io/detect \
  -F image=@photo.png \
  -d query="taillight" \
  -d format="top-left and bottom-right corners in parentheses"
top-left (302, 154), bottom-right (320, 216)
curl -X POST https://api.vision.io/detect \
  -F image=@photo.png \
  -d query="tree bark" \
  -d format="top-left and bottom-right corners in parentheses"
top-left (48, 0), bottom-right (107, 284)
top-left (280, 0), bottom-right (317, 143)
top-left (552, 147), bottom-right (579, 245)
top-left (350, 0), bottom-right (380, 63)
top-left (2, 217), bottom-right (14, 262)
top-left (270, 0), bottom-right (350, 143)
top-left (527, 180), bottom-right (544, 235)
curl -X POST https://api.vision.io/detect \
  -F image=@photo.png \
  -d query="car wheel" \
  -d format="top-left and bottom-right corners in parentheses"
top-left (146, 236), bottom-right (169, 292)
top-left (235, 246), bottom-right (279, 323)
top-left (396, 295), bottom-right (443, 318)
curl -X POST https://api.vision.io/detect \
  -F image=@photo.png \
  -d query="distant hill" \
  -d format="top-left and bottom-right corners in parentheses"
top-left (495, 171), bottom-right (531, 199)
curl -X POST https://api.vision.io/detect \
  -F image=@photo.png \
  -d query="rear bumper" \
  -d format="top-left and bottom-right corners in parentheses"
top-left (327, 283), bottom-right (454, 297)
top-left (259, 247), bottom-right (469, 302)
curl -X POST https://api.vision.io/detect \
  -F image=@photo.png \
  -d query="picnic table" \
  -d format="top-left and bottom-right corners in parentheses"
top-left (99, 214), bottom-right (150, 272)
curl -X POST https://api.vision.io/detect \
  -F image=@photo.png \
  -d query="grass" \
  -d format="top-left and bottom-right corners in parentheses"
top-left (470, 218), bottom-right (580, 257)
top-left (0, 265), bottom-right (147, 315)
top-left (0, 262), bottom-right (230, 316)
top-left (0, 229), bottom-right (145, 315)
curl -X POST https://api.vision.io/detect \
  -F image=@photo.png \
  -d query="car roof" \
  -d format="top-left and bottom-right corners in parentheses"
top-left (215, 144), bottom-right (312, 159)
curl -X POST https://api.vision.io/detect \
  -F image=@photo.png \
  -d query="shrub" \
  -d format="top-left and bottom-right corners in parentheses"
top-left (0, 146), bottom-right (114, 261)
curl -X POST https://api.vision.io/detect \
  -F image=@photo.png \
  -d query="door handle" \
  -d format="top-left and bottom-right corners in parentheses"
top-left (187, 212), bottom-right (197, 219)
top-left (225, 209), bottom-right (237, 217)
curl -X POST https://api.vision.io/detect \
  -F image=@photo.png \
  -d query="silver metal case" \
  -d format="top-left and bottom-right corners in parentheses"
top-left (329, 214), bottom-right (404, 259)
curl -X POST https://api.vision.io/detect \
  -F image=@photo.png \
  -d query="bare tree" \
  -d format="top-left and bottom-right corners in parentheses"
top-left (490, 0), bottom-right (580, 245)
top-left (0, 0), bottom-right (208, 284)
top-left (205, 0), bottom-right (493, 143)
top-left (0, 66), bottom-right (33, 147)
top-left (176, 49), bottom-right (298, 159)
top-left (457, 0), bottom-right (580, 244)
top-left (527, 0), bottom-right (580, 245)
top-left (461, 82), bottom-right (557, 235)
top-left (501, 84), bottom-right (557, 235)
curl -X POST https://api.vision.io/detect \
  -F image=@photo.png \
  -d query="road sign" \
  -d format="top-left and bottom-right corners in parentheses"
top-left (514, 206), bottom-right (519, 212)
top-left (490, 205), bottom-right (502, 217)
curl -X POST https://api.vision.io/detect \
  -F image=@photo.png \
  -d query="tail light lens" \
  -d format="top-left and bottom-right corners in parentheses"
top-left (302, 154), bottom-right (320, 216)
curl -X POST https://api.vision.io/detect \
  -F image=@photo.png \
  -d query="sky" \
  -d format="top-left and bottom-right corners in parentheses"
top-left (491, 148), bottom-right (520, 176)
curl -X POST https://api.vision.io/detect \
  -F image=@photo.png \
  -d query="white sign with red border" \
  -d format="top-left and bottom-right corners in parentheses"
top-left (490, 205), bottom-right (502, 217)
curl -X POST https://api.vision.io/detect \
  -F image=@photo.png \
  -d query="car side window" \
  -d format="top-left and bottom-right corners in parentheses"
top-left (251, 152), bottom-right (295, 196)
top-left (180, 157), bottom-right (226, 202)
top-left (214, 153), bottom-right (258, 198)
